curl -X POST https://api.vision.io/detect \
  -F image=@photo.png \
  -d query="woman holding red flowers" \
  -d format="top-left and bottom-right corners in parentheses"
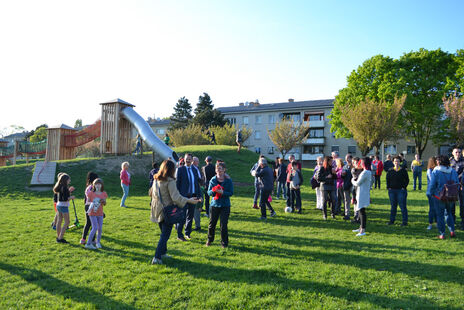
top-left (206, 162), bottom-right (234, 248)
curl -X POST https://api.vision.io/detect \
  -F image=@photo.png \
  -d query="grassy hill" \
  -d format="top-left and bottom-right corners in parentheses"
top-left (0, 145), bottom-right (463, 309)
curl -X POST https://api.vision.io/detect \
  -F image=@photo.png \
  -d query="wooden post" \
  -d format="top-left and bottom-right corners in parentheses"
top-left (13, 141), bottom-right (18, 165)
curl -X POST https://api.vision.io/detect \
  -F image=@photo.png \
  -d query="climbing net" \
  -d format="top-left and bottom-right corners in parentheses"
top-left (63, 120), bottom-right (101, 148)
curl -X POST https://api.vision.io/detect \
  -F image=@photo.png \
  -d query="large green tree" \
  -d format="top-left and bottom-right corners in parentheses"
top-left (330, 55), bottom-right (400, 138)
top-left (29, 126), bottom-right (48, 142)
top-left (396, 48), bottom-right (457, 157)
top-left (169, 97), bottom-right (193, 130)
top-left (194, 92), bottom-right (213, 115)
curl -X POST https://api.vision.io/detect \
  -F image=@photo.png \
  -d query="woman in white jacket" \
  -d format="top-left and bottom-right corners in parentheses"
top-left (351, 157), bottom-right (372, 236)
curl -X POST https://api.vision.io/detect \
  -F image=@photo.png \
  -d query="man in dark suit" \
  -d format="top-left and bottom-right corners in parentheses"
top-left (202, 156), bottom-right (216, 218)
top-left (176, 153), bottom-right (201, 241)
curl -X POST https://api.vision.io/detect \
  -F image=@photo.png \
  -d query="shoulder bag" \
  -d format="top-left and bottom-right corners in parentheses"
top-left (157, 180), bottom-right (186, 225)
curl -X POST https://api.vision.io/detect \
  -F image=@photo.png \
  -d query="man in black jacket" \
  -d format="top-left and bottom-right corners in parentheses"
top-left (202, 156), bottom-right (216, 218)
top-left (255, 158), bottom-right (276, 219)
top-left (386, 156), bottom-right (409, 226)
top-left (450, 148), bottom-right (464, 230)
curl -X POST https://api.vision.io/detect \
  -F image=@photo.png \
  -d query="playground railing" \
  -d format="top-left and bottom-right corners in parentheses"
top-left (0, 145), bottom-right (15, 157)
top-left (18, 139), bottom-right (48, 155)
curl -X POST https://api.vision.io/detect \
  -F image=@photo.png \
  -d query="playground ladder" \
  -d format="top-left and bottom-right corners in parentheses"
top-left (31, 161), bottom-right (57, 185)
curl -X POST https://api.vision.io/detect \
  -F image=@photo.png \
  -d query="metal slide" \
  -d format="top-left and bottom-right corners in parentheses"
top-left (120, 107), bottom-right (179, 162)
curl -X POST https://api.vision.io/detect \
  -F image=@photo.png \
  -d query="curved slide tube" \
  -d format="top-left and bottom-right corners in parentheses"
top-left (120, 107), bottom-right (179, 162)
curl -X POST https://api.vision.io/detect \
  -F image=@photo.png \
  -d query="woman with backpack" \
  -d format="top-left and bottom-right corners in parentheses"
top-left (428, 155), bottom-right (459, 239)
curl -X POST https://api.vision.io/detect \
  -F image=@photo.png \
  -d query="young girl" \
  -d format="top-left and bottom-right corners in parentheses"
top-left (85, 178), bottom-right (108, 250)
top-left (120, 162), bottom-right (131, 208)
top-left (80, 172), bottom-right (99, 245)
top-left (51, 172), bottom-right (69, 230)
top-left (53, 173), bottom-right (75, 243)
top-left (312, 156), bottom-right (323, 210)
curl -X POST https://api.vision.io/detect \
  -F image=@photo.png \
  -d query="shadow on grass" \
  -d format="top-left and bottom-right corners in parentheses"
top-left (0, 262), bottom-right (137, 309)
top-left (168, 257), bottom-right (459, 309)
top-left (228, 230), bottom-right (464, 285)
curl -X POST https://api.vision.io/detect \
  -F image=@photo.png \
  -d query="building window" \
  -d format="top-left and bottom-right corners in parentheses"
top-left (384, 144), bottom-right (397, 155)
top-left (304, 113), bottom-right (324, 122)
top-left (255, 115), bottom-right (262, 124)
top-left (243, 116), bottom-right (249, 125)
top-left (407, 145), bottom-right (415, 155)
top-left (308, 129), bottom-right (324, 138)
top-left (255, 130), bottom-right (261, 139)
top-left (331, 145), bottom-right (339, 153)
top-left (268, 115), bottom-right (276, 124)
top-left (282, 113), bottom-right (301, 123)
top-left (348, 146), bottom-right (356, 154)
top-left (228, 117), bottom-right (236, 125)
top-left (155, 129), bottom-right (165, 134)
top-left (304, 145), bottom-right (324, 154)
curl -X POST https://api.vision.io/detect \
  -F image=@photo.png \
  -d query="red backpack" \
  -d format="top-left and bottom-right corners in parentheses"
top-left (438, 173), bottom-right (460, 202)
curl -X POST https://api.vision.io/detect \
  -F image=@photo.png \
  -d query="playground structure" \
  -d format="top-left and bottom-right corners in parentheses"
top-left (0, 98), bottom-right (178, 168)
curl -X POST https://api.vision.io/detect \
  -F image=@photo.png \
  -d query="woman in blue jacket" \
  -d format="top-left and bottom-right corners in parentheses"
top-left (428, 155), bottom-right (459, 239)
top-left (206, 162), bottom-right (234, 248)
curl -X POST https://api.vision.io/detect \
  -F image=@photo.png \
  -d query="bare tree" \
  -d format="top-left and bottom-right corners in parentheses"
top-left (267, 119), bottom-right (309, 160)
top-left (444, 93), bottom-right (464, 148)
top-left (339, 95), bottom-right (405, 155)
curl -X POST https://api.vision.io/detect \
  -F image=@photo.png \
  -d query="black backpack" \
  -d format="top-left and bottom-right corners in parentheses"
top-left (438, 173), bottom-right (460, 202)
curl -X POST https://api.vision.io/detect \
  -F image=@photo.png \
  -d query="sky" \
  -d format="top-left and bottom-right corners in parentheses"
top-left (1, 0), bottom-right (463, 133)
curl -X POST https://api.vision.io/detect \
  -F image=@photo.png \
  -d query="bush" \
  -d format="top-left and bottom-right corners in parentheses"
top-left (75, 140), bottom-right (100, 158)
top-left (168, 124), bottom-right (210, 147)
top-left (209, 124), bottom-right (252, 145)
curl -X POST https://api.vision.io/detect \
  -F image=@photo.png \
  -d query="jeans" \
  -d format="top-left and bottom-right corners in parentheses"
top-left (322, 189), bottom-right (337, 217)
top-left (435, 199), bottom-right (455, 235)
top-left (336, 187), bottom-right (343, 214)
top-left (290, 188), bottom-right (301, 212)
top-left (276, 181), bottom-right (287, 199)
top-left (208, 206), bottom-right (230, 247)
top-left (451, 189), bottom-right (464, 225)
top-left (120, 183), bottom-right (129, 206)
top-left (177, 203), bottom-right (195, 238)
top-left (413, 171), bottom-right (422, 190)
top-left (155, 221), bottom-right (173, 259)
top-left (253, 182), bottom-right (261, 205)
top-left (342, 189), bottom-right (351, 217)
top-left (82, 204), bottom-right (95, 242)
top-left (260, 189), bottom-right (275, 218)
top-left (388, 189), bottom-right (408, 224)
top-left (374, 175), bottom-right (381, 189)
top-left (87, 215), bottom-right (103, 245)
top-left (426, 194), bottom-right (437, 224)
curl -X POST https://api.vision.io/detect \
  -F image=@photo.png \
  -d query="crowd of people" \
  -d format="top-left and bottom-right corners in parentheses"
top-left (50, 147), bottom-right (464, 264)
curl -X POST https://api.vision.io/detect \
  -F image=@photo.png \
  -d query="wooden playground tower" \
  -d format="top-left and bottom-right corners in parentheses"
top-left (0, 140), bottom-right (8, 166)
top-left (44, 99), bottom-right (134, 161)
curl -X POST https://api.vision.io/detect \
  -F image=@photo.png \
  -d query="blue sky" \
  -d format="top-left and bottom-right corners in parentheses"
top-left (1, 0), bottom-right (463, 132)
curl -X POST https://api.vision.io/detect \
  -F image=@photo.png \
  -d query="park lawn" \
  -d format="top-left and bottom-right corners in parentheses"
top-left (0, 145), bottom-right (463, 309)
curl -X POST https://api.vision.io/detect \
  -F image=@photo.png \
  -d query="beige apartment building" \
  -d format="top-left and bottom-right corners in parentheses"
top-left (149, 99), bottom-right (449, 163)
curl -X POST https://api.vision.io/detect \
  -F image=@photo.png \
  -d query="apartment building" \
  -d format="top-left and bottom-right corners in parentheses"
top-left (216, 99), bottom-right (443, 163)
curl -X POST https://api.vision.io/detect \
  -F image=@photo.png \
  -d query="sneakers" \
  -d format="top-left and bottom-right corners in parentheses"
top-left (184, 235), bottom-right (191, 240)
top-left (400, 223), bottom-right (408, 227)
top-left (151, 257), bottom-right (163, 265)
top-left (426, 224), bottom-right (433, 230)
top-left (161, 254), bottom-right (171, 259)
top-left (438, 234), bottom-right (445, 240)
top-left (80, 238), bottom-right (86, 245)
top-left (57, 239), bottom-right (68, 244)
top-left (85, 243), bottom-right (97, 249)
top-left (356, 232), bottom-right (366, 237)
top-left (450, 231), bottom-right (456, 238)
top-left (331, 214), bottom-right (336, 219)
top-left (343, 216), bottom-right (350, 220)
top-left (95, 242), bottom-right (102, 249)
top-left (177, 236), bottom-right (187, 242)
top-left (352, 229), bottom-right (360, 233)
top-left (120, 205), bottom-right (127, 208)
top-left (322, 215), bottom-right (327, 220)
top-left (252, 204), bottom-right (259, 209)
top-left (260, 216), bottom-right (267, 220)
top-left (205, 241), bottom-right (211, 247)
top-left (270, 211), bottom-right (276, 217)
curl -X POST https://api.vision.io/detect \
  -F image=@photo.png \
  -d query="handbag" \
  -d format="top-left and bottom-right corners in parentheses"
top-left (156, 181), bottom-right (185, 225)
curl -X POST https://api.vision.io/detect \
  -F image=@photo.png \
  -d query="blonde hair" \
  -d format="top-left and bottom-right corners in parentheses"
top-left (121, 162), bottom-right (129, 170)
top-left (335, 158), bottom-right (343, 169)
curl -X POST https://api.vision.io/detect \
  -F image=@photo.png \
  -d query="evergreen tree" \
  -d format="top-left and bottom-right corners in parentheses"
top-left (169, 97), bottom-right (193, 130)
top-left (194, 92), bottom-right (213, 115)
top-left (192, 92), bottom-right (226, 129)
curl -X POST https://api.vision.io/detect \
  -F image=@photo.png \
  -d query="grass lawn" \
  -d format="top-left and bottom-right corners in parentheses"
top-left (0, 145), bottom-right (463, 309)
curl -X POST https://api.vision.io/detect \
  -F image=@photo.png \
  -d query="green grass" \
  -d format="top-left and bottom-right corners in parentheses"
top-left (0, 145), bottom-right (463, 309)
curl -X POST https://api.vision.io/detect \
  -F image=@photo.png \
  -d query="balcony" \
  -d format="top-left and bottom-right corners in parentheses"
top-left (304, 137), bottom-right (325, 145)
top-left (302, 154), bottom-right (324, 161)
top-left (303, 120), bottom-right (325, 128)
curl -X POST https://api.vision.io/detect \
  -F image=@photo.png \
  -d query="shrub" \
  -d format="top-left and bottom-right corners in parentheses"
top-left (75, 140), bottom-right (100, 158)
top-left (208, 124), bottom-right (251, 146)
top-left (168, 124), bottom-right (210, 147)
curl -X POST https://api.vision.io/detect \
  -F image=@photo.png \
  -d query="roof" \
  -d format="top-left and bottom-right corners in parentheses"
top-left (217, 99), bottom-right (334, 114)
top-left (148, 119), bottom-right (171, 126)
top-left (2, 132), bottom-right (28, 140)
top-left (99, 98), bottom-right (135, 107)
top-left (48, 124), bottom-right (78, 130)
